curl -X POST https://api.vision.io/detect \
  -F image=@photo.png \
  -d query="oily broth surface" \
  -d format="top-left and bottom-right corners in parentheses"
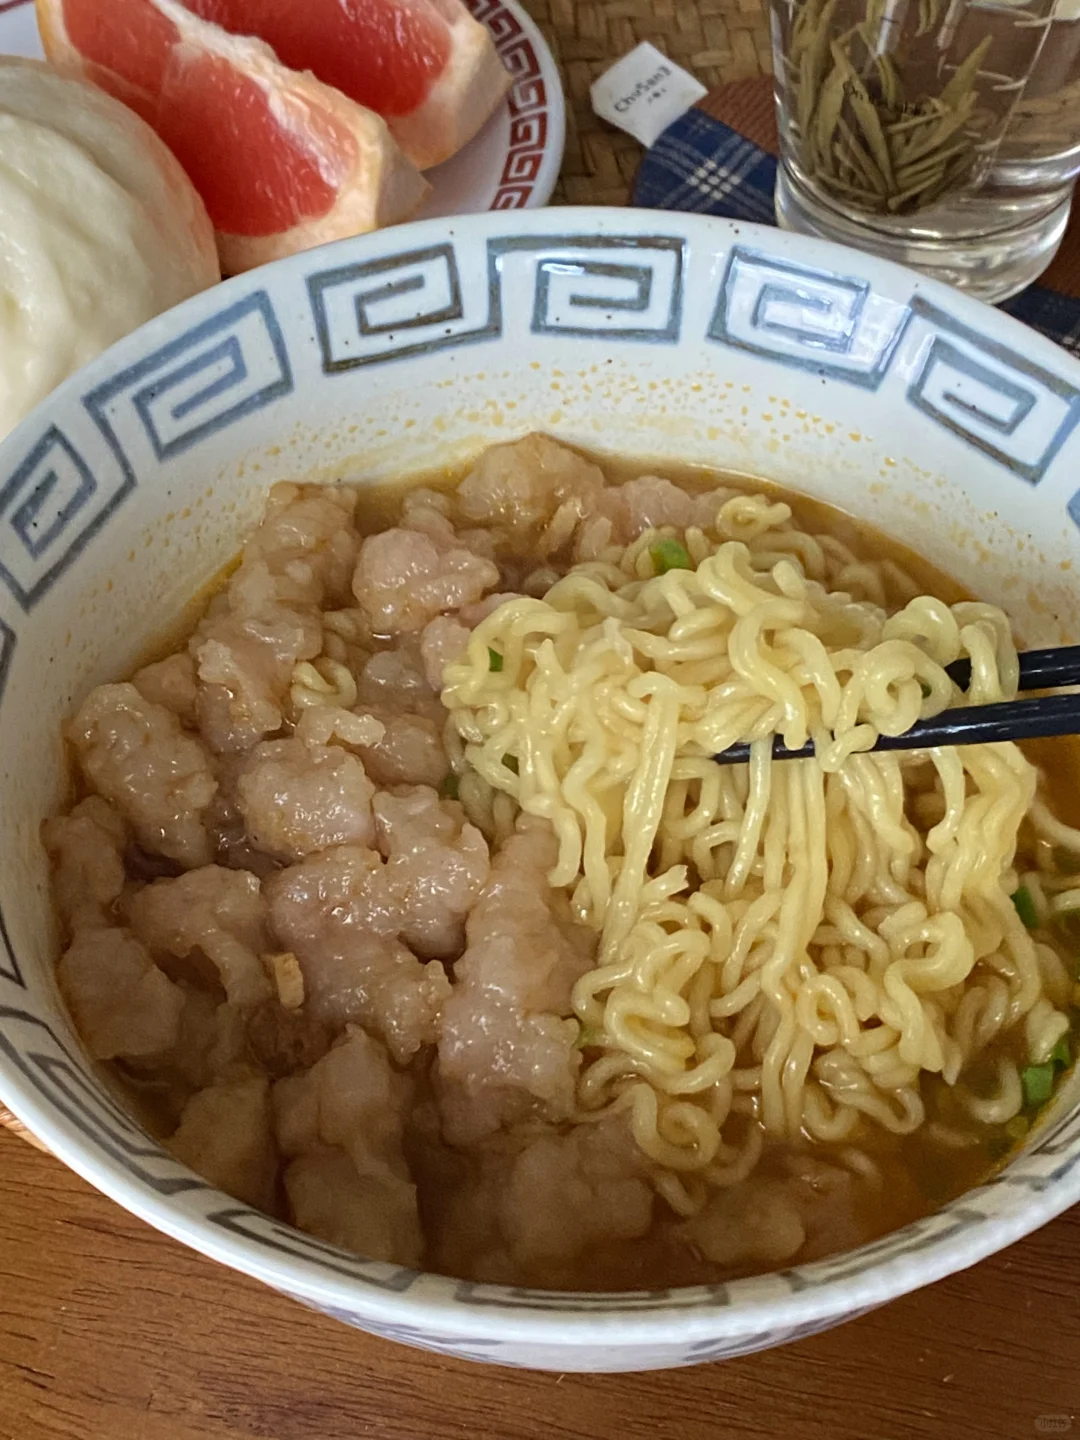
top-left (48, 440), bottom-right (1080, 1292)
top-left (356, 460), bottom-right (1058, 1271)
top-left (435, 453), bottom-right (1073, 1268)
top-left (352, 447), bottom-right (974, 603)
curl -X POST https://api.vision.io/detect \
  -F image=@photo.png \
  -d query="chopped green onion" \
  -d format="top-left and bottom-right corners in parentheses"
top-left (574, 1023), bottom-right (605, 1050)
top-left (440, 772), bottom-right (460, 800)
top-left (503, 754), bottom-right (519, 774)
top-left (487, 647), bottom-right (503, 673)
top-left (1050, 1034), bottom-right (1072, 1070)
top-left (650, 538), bottom-right (692, 575)
top-left (1011, 885), bottom-right (1038, 930)
top-left (989, 1114), bottom-right (1030, 1160)
top-left (1021, 1062), bottom-right (1055, 1108)
top-left (1005, 1114), bottom-right (1030, 1141)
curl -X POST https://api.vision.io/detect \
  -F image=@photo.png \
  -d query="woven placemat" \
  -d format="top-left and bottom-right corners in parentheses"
top-left (522, 0), bottom-right (773, 205)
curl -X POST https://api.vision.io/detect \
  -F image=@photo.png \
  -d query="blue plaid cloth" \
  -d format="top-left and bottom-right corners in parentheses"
top-left (633, 109), bottom-right (778, 223)
top-left (631, 106), bottom-right (1080, 358)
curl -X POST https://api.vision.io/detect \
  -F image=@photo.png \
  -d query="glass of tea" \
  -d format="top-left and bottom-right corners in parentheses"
top-left (993, 3), bottom-right (1080, 198)
top-left (770, 0), bottom-right (1070, 301)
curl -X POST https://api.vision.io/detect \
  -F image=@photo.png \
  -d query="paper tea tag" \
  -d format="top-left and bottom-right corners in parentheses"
top-left (590, 42), bottom-right (708, 148)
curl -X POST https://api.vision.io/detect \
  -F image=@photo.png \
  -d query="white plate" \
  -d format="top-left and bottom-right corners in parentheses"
top-left (0, 0), bottom-right (565, 215)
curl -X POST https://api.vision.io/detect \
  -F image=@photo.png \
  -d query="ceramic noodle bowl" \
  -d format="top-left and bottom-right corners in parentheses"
top-left (3, 209), bottom-right (1080, 1372)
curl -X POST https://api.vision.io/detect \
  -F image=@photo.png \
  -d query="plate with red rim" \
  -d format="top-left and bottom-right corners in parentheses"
top-left (0, 0), bottom-right (565, 219)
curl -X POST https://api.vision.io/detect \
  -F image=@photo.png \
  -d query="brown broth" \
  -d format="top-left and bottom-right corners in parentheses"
top-left (73, 441), bottom-right (1080, 1289)
top-left (352, 446), bottom-right (1080, 1278)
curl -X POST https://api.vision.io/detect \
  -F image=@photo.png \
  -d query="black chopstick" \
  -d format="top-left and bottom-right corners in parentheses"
top-left (715, 647), bottom-right (1080, 766)
top-left (946, 644), bottom-right (1080, 693)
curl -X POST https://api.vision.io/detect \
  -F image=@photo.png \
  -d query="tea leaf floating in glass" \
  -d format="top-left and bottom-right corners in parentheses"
top-left (993, 0), bottom-right (1080, 194)
top-left (771, 0), bottom-right (1068, 298)
top-left (782, 0), bottom-right (1028, 214)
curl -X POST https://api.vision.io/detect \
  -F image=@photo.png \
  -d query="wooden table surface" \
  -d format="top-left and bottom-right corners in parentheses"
top-left (3, 1), bottom-right (1080, 1434)
top-left (1, 1124), bottom-right (1077, 1440)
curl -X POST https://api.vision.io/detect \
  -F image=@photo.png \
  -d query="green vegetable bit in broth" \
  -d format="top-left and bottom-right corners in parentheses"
top-left (38, 432), bottom-right (1080, 1293)
top-left (650, 537), bottom-right (693, 574)
top-left (1011, 884), bottom-right (1038, 930)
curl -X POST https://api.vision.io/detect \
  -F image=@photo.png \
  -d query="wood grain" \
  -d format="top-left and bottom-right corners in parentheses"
top-left (0, 1104), bottom-right (48, 1152)
top-left (4, 2), bottom-right (1080, 1433)
top-left (0, 1125), bottom-right (1078, 1440)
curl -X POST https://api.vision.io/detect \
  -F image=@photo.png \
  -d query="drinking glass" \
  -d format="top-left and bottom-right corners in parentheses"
top-left (993, 2), bottom-right (1080, 195)
top-left (770, 0), bottom-right (1069, 301)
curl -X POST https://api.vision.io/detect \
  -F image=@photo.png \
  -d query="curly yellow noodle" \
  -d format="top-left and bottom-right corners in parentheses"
top-left (441, 491), bottom-right (1073, 1212)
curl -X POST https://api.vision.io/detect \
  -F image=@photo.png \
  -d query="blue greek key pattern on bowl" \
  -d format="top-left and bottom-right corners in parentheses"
top-left (707, 247), bottom-right (911, 389)
top-left (308, 242), bottom-right (490, 373)
top-left (781, 1205), bottom-right (987, 1292)
top-left (1, 234), bottom-right (1075, 623)
top-left (207, 1207), bottom-right (421, 1293)
top-left (1020, 1093), bottom-right (1080, 1155)
top-left (526, 238), bottom-right (683, 340)
top-left (0, 1006), bottom-right (209, 1192)
top-left (85, 290), bottom-right (292, 470)
top-left (293, 1297), bottom-right (877, 1366)
top-left (307, 234), bottom-right (686, 371)
top-left (0, 902), bottom-right (23, 989)
top-left (5, 214), bottom-right (1080, 1365)
top-left (679, 1311), bottom-right (879, 1362)
top-left (991, 1139), bottom-right (1080, 1191)
top-left (0, 616), bottom-right (13, 710)
top-left (907, 297), bottom-right (1080, 484)
top-left (453, 1280), bottom-right (696, 1311)
top-left (0, 425), bottom-right (117, 612)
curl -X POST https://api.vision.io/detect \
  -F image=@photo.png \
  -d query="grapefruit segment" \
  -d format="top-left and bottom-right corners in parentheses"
top-left (168, 0), bottom-right (512, 169)
top-left (37, 0), bottom-right (430, 273)
top-left (185, 0), bottom-right (453, 115)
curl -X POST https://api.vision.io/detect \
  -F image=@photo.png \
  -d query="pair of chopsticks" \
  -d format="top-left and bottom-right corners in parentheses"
top-left (715, 645), bottom-right (1080, 766)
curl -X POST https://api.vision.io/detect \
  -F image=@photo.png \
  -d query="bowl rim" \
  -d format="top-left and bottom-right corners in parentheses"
top-left (10, 1023), bottom-right (1080, 1344)
top-left (4, 205), bottom-right (1080, 1344)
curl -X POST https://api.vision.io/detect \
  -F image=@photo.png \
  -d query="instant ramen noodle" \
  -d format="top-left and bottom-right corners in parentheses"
top-left (45, 434), bottom-right (1080, 1291)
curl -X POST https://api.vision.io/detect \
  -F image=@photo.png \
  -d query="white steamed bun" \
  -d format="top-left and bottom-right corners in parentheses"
top-left (0, 56), bottom-right (220, 442)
